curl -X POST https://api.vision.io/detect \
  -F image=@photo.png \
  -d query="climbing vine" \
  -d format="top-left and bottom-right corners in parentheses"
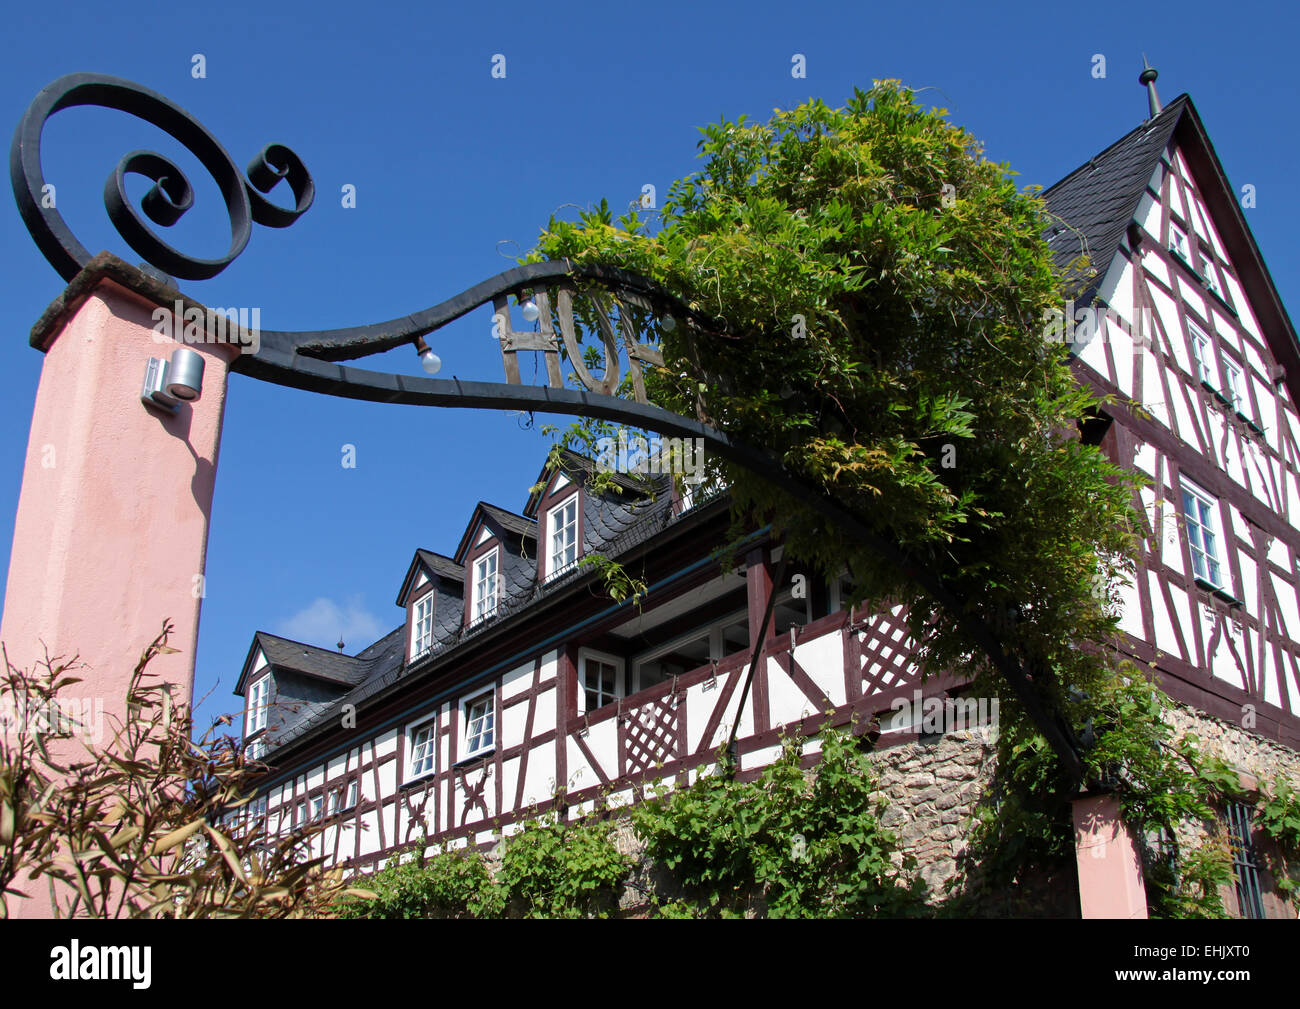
top-left (631, 726), bottom-right (924, 917)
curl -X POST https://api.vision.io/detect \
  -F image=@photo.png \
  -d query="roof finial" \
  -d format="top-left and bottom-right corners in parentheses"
top-left (337, 635), bottom-right (345, 653)
top-left (1139, 55), bottom-right (1162, 119)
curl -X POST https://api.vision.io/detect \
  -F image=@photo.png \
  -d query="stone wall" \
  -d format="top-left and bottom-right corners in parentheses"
top-left (492, 700), bottom-right (1300, 917)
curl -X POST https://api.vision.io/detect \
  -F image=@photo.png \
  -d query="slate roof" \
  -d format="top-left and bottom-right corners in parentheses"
top-left (253, 631), bottom-right (374, 687)
top-left (524, 447), bottom-right (660, 517)
top-left (479, 502), bottom-right (537, 541)
top-left (414, 549), bottom-right (465, 585)
top-left (1040, 95), bottom-right (1187, 303)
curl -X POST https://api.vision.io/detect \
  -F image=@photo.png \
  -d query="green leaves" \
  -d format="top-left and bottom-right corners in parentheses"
top-left (527, 82), bottom-right (1140, 706)
top-left (632, 728), bottom-right (922, 917)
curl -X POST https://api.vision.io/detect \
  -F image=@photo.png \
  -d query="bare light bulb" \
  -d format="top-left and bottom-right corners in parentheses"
top-left (520, 298), bottom-right (540, 323)
top-left (661, 314), bottom-right (677, 332)
top-left (420, 348), bottom-right (442, 374)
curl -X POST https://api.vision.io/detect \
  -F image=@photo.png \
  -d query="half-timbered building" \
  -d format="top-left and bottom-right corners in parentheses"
top-left (231, 78), bottom-right (1300, 916)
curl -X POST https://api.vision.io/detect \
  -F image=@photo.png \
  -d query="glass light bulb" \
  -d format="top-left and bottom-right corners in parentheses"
top-left (661, 314), bottom-right (677, 332)
top-left (420, 349), bottom-right (442, 375)
top-left (520, 299), bottom-right (540, 322)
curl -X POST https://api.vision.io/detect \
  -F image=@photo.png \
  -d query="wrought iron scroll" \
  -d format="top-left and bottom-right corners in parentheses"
top-left (10, 72), bottom-right (313, 281)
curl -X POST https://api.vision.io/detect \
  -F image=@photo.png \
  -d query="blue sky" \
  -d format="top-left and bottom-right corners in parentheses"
top-left (1, 0), bottom-right (1296, 734)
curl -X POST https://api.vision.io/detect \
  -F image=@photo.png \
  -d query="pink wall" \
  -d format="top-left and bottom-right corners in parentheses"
top-left (1, 267), bottom-right (237, 917)
top-left (1072, 792), bottom-right (1150, 918)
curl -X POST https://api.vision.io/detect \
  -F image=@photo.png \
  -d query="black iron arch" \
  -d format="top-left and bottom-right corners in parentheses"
top-left (9, 73), bottom-right (1084, 786)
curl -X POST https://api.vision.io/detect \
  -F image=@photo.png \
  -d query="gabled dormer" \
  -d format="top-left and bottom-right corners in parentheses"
top-left (453, 502), bottom-right (538, 628)
top-left (233, 631), bottom-right (372, 759)
top-left (236, 643), bottom-right (273, 760)
top-left (527, 457), bottom-right (584, 584)
top-left (396, 549), bottom-right (464, 663)
top-left (523, 448), bottom-right (677, 584)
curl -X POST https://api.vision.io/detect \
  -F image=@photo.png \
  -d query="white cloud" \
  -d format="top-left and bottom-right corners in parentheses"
top-left (276, 595), bottom-right (384, 652)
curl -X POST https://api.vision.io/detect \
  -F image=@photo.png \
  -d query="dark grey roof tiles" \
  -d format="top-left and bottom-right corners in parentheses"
top-left (1041, 95), bottom-right (1187, 303)
top-left (479, 502), bottom-right (537, 541)
top-left (415, 549), bottom-right (465, 585)
top-left (255, 632), bottom-right (372, 687)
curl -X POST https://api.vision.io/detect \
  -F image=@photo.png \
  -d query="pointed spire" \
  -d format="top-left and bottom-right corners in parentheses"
top-left (1139, 55), bottom-right (1162, 119)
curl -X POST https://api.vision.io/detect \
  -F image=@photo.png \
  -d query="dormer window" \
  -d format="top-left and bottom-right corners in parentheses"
top-left (412, 592), bottom-right (434, 659)
top-left (473, 548), bottom-right (500, 622)
top-left (246, 674), bottom-right (269, 738)
top-left (546, 495), bottom-right (579, 579)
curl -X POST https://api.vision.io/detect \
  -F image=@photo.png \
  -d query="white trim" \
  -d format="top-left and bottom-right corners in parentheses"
top-left (461, 690), bottom-right (496, 758)
top-left (578, 648), bottom-right (625, 712)
top-left (1222, 357), bottom-right (1245, 414)
top-left (1188, 319), bottom-right (1215, 385)
top-left (1168, 222), bottom-right (1189, 261)
top-left (472, 547), bottom-right (500, 622)
top-left (247, 673), bottom-right (270, 737)
top-left (1180, 479), bottom-right (1225, 590)
top-left (411, 591), bottom-right (434, 659)
top-left (405, 716), bottom-right (437, 781)
top-left (546, 494), bottom-right (579, 579)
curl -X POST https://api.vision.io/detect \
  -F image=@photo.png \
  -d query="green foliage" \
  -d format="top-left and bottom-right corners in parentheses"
top-left (336, 848), bottom-right (503, 919)
top-left (632, 726), bottom-right (923, 917)
top-left (577, 553), bottom-right (648, 606)
top-left (528, 83), bottom-right (1139, 714)
top-left (1256, 777), bottom-right (1300, 899)
top-left (497, 815), bottom-right (631, 918)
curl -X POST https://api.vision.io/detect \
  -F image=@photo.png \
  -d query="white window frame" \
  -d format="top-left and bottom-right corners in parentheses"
top-left (1188, 320), bottom-right (1215, 385)
top-left (461, 691), bottom-right (496, 758)
top-left (1169, 222), bottom-right (1189, 261)
top-left (1222, 357), bottom-right (1245, 414)
top-left (578, 649), bottom-right (626, 712)
top-left (311, 795), bottom-right (324, 822)
top-left (296, 801), bottom-right (307, 827)
top-left (247, 736), bottom-right (267, 762)
top-left (406, 717), bottom-right (437, 780)
top-left (1181, 481), bottom-right (1225, 590)
top-left (473, 547), bottom-right (500, 623)
top-left (344, 780), bottom-right (359, 810)
top-left (246, 674), bottom-right (270, 737)
top-left (546, 495), bottom-right (579, 579)
top-left (411, 591), bottom-right (435, 659)
top-left (1202, 259), bottom-right (1223, 298)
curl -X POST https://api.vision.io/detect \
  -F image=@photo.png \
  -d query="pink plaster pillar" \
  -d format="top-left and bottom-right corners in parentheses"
top-left (1072, 792), bottom-right (1149, 919)
top-left (1, 255), bottom-right (238, 917)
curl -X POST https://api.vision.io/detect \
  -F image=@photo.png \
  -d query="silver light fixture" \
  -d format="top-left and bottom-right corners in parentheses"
top-left (142, 347), bottom-right (205, 414)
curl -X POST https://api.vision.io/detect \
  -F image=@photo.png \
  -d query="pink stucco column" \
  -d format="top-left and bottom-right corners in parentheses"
top-left (1, 255), bottom-right (238, 917)
top-left (1072, 792), bottom-right (1149, 918)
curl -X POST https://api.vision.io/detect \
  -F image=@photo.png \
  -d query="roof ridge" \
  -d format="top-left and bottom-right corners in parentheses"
top-left (1042, 94), bottom-right (1189, 197)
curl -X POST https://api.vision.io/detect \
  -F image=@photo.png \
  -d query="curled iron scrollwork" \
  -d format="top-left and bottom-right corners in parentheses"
top-left (10, 72), bottom-right (313, 281)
